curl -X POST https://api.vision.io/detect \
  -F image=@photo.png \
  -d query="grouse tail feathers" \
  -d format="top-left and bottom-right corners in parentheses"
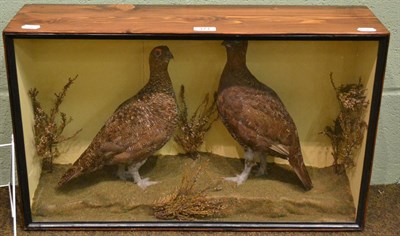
top-left (289, 153), bottom-right (313, 191)
top-left (57, 166), bottom-right (82, 187)
top-left (57, 149), bottom-right (98, 187)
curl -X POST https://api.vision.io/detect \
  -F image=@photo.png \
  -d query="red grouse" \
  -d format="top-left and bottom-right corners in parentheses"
top-left (217, 40), bottom-right (313, 190)
top-left (58, 46), bottom-right (178, 189)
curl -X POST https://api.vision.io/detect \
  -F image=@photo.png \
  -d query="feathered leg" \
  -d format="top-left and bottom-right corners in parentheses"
top-left (255, 152), bottom-right (267, 177)
top-left (225, 149), bottom-right (256, 185)
top-left (123, 159), bottom-right (159, 189)
top-left (130, 159), bottom-right (159, 189)
top-left (116, 165), bottom-right (131, 180)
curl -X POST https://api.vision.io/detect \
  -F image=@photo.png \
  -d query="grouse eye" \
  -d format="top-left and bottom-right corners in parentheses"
top-left (153, 48), bottom-right (162, 57)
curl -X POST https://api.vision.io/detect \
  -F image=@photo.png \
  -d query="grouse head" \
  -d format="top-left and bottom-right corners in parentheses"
top-left (150, 45), bottom-right (174, 67)
top-left (222, 40), bottom-right (247, 48)
top-left (222, 40), bottom-right (248, 63)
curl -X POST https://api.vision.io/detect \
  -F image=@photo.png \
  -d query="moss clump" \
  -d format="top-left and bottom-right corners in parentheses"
top-left (28, 75), bottom-right (81, 172)
top-left (322, 73), bottom-right (368, 174)
top-left (174, 85), bottom-right (218, 158)
top-left (153, 160), bottom-right (227, 220)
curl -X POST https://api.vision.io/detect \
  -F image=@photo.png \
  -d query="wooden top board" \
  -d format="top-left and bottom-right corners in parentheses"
top-left (3, 4), bottom-right (389, 37)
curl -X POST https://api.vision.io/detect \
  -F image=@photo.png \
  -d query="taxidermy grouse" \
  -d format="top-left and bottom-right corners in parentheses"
top-left (58, 46), bottom-right (178, 189)
top-left (217, 40), bottom-right (313, 190)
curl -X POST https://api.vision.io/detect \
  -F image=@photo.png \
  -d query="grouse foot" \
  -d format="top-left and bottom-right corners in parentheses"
top-left (126, 158), bottom-right (159, 189)
top-left (136, 177), bottom-right (159, 189)
top-left (224, 149), bottom-right (256, 185)
top-left (224, 174), bottom-right (248, 185)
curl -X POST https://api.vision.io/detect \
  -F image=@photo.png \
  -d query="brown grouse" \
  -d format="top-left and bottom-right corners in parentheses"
top-left (217, 40), bottom-right (313, 190)
top-left (58, 46), bottom-right (178, 189)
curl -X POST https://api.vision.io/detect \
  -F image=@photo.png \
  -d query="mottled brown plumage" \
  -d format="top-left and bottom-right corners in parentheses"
top-left (217, 40), bottom-right (313, 190)
top-left (58, 46), bottom-right (178, 189)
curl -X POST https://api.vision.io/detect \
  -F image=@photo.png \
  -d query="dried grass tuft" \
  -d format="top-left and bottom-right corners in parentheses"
top-left (322, 73), bottom-right (368, 174)
top-left (28, 75), bottom-right (82, 172)
top-left (174, 85), bottom-right (218, 158)
top-left (153, 160), bottom-right (227, 220)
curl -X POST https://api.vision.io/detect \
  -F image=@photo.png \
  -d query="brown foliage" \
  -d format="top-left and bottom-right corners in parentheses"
top-left (153, 160), bottom-right (227, 220)
top-left (28, 75), bottom-right (81, 172)
top-left (322, 73), bottom-right (368, 174)
top-left (174, 85), bottom-right (218, 158)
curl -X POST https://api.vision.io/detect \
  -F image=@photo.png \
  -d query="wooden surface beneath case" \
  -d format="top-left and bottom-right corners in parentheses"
top-left (3, 4), bottom-right (389, 36)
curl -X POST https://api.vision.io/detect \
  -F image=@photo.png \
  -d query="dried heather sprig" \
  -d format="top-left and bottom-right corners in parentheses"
top-left (322, 73), bottom-right (368, 174)
top-left (28, 75), bottom-right (81, 172)
top-left (153, 160), bottom-right (227, 220)
top-left (174, 85), bottom-right (218, 157)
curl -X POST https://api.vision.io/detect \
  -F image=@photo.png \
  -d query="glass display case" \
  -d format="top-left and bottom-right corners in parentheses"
top-left (3, 4), bottom-right (389, 231)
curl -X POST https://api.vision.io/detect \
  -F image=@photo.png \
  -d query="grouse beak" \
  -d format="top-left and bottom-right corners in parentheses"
top-left (164, 51), bottom-right (173, 63)
top-left (167, 51), bottom-right (174, 60)
top-left (222, 40), bottom-right (232, 48)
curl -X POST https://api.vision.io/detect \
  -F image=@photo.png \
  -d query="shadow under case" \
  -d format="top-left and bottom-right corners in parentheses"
top-left (2, 4), bottom-right (390, 231)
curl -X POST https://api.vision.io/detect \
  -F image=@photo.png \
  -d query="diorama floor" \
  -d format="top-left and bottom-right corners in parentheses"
top-left (2, 184), bottom-right (400, 235)
top-left (31, 153), bottom-right (355, 222)
top-left (2, 183), bottom-right (399, 236)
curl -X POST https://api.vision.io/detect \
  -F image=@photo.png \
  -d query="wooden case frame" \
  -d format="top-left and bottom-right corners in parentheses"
top-left (3, 4), bottom-right (389, 231)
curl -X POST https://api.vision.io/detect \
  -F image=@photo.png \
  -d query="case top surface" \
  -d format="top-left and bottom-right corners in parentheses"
top-left (3, 4), bottom-right (389, 36)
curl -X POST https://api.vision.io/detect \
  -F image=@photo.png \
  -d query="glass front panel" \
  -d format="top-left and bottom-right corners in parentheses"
top-left (13, 39), bottom-right (378, 224)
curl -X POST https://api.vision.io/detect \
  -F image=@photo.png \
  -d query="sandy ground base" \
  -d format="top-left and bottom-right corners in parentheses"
top-left (31, 153), bottom-right (355, 222)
